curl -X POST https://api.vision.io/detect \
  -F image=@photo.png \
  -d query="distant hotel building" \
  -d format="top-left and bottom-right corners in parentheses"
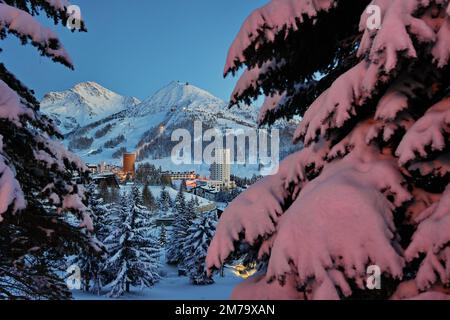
top-left (210, 149), bottom-right (235, 189)
top-left (162, 171), bottom-right (197, 181)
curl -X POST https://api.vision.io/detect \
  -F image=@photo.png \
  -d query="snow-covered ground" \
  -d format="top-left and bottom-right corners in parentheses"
top-left (73, 264), bottom-right (242, 300)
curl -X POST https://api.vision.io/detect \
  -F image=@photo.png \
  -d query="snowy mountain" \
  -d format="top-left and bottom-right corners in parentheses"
top-left (42, 81), bottom-right (299, 177)
top-left (41, 82), bottom-right (140, 133)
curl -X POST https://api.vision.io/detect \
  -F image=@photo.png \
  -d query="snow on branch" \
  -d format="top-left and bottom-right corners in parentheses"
top-left (230, 59), bottom-right (286, 106)
top-left (265, 140), bottom-right (409, 291)
top-left (396, 96), bottom-right (450, 165)
top-left (358, 0), bottom-right (436, 72)
top-left (408, 153), bottom-right (450, 178)
top-left (366, 113), bottom-right (415, 144)
top-left (432, 2), bottom-right (450, 67)
top-left (359, 0), bottom-right (450, 69)
top-left (0, 3), bottom-right (73, 68)
top-left (374, 73), bottom-right (427, 122)
top-left (0, 135), bottom-right (26, 221)
top-left (206, 140), bottom-right (329, 271)
top-left (224, 0), bottom-right (336, 75)
top-left (0, 79), bottom-right (34, 125)
top-left (61, 185), bottom-right (93, 232)
top-left (33, 136), bottom-right (87, 172)
top-left (44, 0), bottom-right (71, 11)
top-left (405, 184), bottom-right (450, 290)
top-left (331, 121), bottom-right (413, 205)
top-left (258, 92), bottom-right (287, 125)
top-left (294, 61), bottom-right (382, 145)
top-left (258, 81), bottom-right (312, 126)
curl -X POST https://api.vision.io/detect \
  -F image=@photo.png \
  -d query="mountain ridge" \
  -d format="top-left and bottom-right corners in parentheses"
top-left (41, 81), bottom-right (299, 178)
top-left (41, 81), bottom-right (141, 133)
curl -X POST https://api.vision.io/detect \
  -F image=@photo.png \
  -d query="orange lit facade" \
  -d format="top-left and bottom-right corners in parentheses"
top-left (122, 152), bottom-right (137, 178)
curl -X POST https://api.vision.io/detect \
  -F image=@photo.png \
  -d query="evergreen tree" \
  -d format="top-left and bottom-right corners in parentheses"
top-left (143, 183), bottom-right (157, 212)
top-left (207, 0), bottom-right (450, 300)
top-left (166, 188), bottom-right (187, 265)
top-left (73, 183), bottom-right (110, 294)
top-left (168, 192), bottom-right (174, 208)
top-left (184, 211), bottom-right (217, 285)
top-left (187, 198), bottom-right (198, 222)
top-left (104, 187), bottom-right (160, 298)
top-left (109, 186), bottom-right (121, 204)
top-left (174, 186), bottom-right (187, 215)
top-left (158, 186), bottom-right (172, 213)
top-left (167, 189), bottom-right (198, 266)
top-left (0, 1), bottom-right (94, 299)
top-left (159, 225), bottom-right (167, 247)
top-left (194, 196), bottom-right (200, 207)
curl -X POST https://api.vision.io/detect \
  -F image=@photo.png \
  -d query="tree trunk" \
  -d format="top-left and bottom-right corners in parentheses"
top-left (126, 281), bottom-right (130, 293)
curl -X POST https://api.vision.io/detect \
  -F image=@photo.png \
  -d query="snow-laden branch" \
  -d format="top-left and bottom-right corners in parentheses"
top-left (265, 125), bottom-right (411, 295)
top-left (258, 92), bottom-right (287, 125)
top-left (0, 79), bottom-right (34, 125)
top-left (0, 3), bottom-right (73, 68)
top-left (294, 61), bottom-right (382, 145)
top-left (432, 1), bottom-right (450, 67)
top-left (229, 59), bottom-right (285, 106)
top-left (358, 0), bottom-right (436, 71)
top-left (33, 135), bottom-right (87, 172)
top-left (224, 0), bottom-right (336, 75)
top-left (408, 154), bottom-right (450, 178)
top-left (0, 135), bottom-right (26, 221)
top-left (405, 184), bottom-right (450, 290)
top-left (396, 96), bottom-right (450, 165)
top-left (374, 73), bottom-right (427, 122)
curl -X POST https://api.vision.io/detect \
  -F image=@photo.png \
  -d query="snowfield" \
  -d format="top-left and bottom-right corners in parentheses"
top-left (73, 264), bottom-right (242, 300)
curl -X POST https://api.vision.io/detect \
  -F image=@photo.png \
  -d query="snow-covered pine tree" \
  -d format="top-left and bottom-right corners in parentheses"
top-left (184, 211), bottom-right (217, 285)
top-left (74, 183), bottom-right (110, 294)
top-left (166, 187), bottom-right (188, 265)
top-left (104, 188), bottom-right (160, 298)
top-left (0, 1), bottom-right (97, 299)
top-left (109, 186), bottom-right (120, 204)
top-left (159, 185), bottom-right (172, 213)
top-left (143, 183), bottom-right (157, 212)
top-left (166, 187), bottom-right (198, 266)
top-left (159, 225), bottom-right (167, 247)
top-left (207, 0), bottom-right (450, 300)
top-left (187, 197), bottom-right (198, 215)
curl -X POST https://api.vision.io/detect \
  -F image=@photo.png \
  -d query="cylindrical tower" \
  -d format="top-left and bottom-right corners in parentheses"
top-left (123, 152), bottom-right (136, 176)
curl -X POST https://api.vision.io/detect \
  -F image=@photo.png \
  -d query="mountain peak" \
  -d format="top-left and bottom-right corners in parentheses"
top-left (74, 81), bottom-right (102, 89)
top-left (132, 81), bottom-right (224, 117)
top-left (41, 82), bottom-right (140, 133)
top-left (71, 81), bottom-right (118, 99)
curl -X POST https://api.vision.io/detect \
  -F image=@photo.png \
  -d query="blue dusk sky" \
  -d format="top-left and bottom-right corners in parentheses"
top-left (1, 0), bottom-right (267, 101)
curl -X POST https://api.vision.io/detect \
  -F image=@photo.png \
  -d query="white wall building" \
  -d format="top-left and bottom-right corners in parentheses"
top-left (210, 149), bottom-right (233, 189)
